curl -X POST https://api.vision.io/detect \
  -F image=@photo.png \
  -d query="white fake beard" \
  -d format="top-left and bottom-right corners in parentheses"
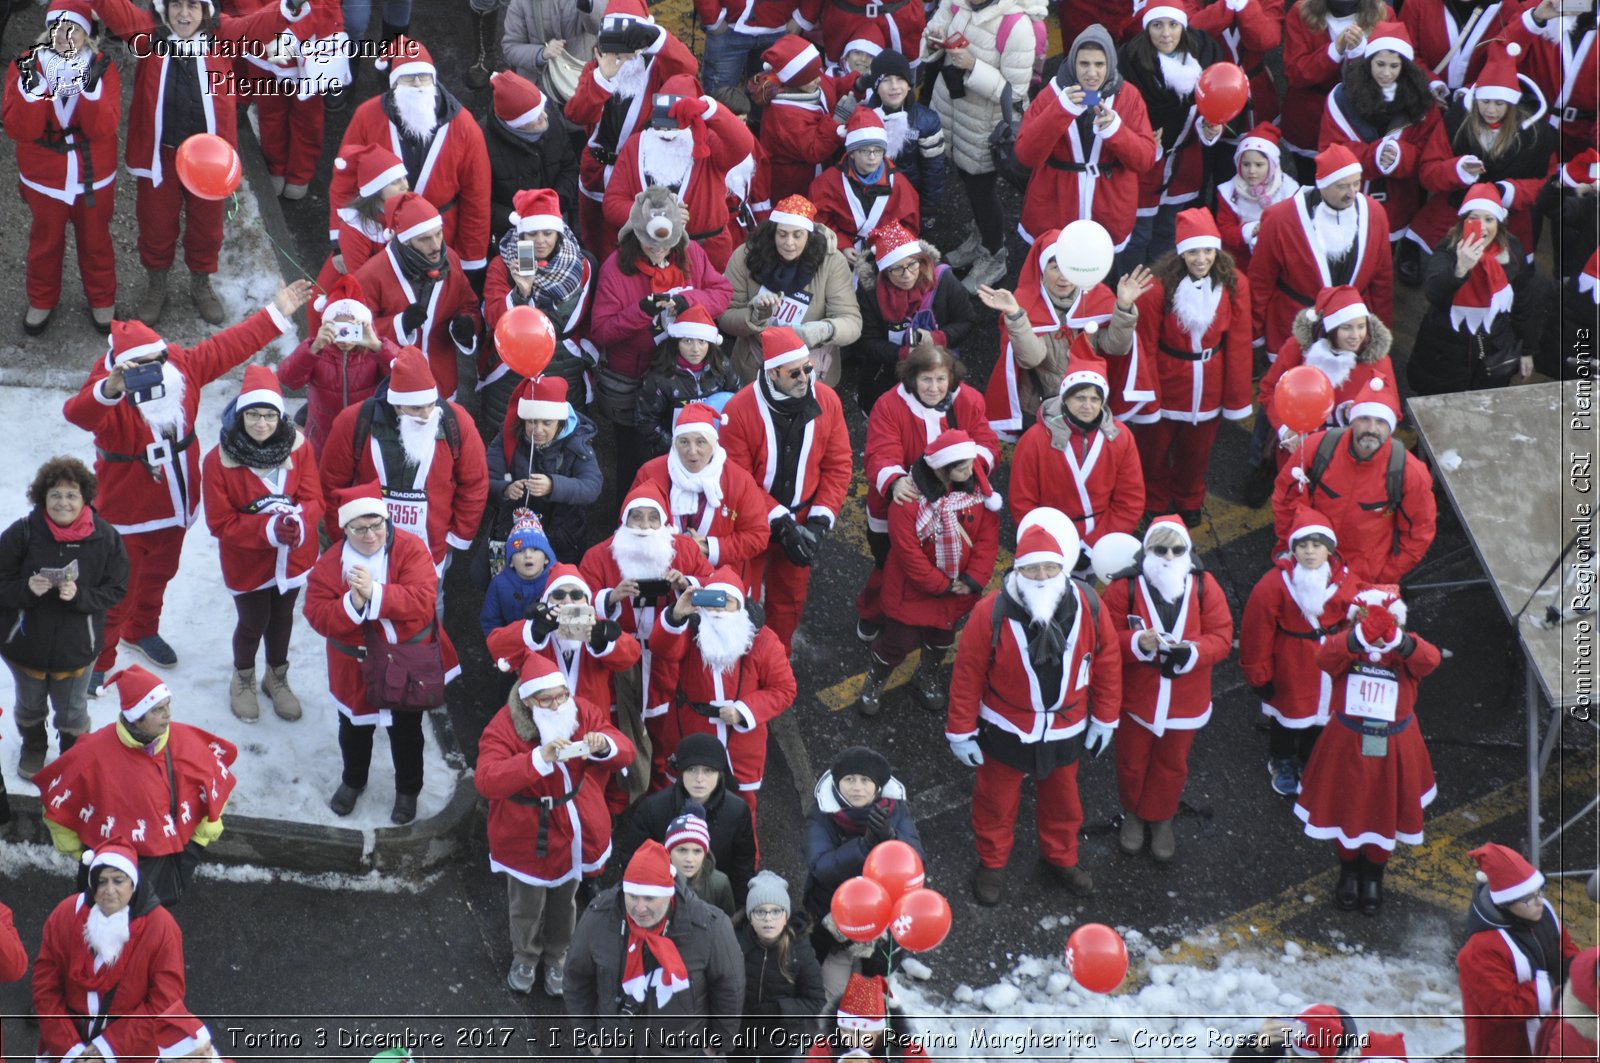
top-left (1157, 50), bottom-right (1202, 97)
top-left (613, 55), bottom-right (649, 99)
top-left (1288, 559), bottom-right (1337, 625)
top-left (611, 524), bottom-right (676, 581)
top-left (1170, 274), bottom-right (1222, 342)
top-left (640, 128), bottom-right (695, 193)
top-left (878, 107), bottom-right (910, 159)
top-left (397, 406), bottom-right (442, 467)
top-left (1014, 572), bottom-right (1068, 625)
top-left (696, 608), bottom-right (754, 675)
top-left (532, 696), bottom-right (580, 746)
top-left (1143, 553), bottom-right (1192, 604)
top-left (393, 84), bottom-right (438, 139)
top-left (133, 362), bottom-right (189, 438)
top-left (83, 905), bottom-right (131, 966)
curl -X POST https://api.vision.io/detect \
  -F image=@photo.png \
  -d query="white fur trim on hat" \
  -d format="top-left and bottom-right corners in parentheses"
top-left (237, 388), bottom-right (285, 414)
top-left (515, 212), bottom-right (563, 234)
top-left (1236, 135), bottom-right (1280, 163)
top-left (769, 209), bottom-right (816, 232)
top-left (1017, 546), bottom-right (1066, 567)
top-left (113, 340), bottom-right (167, 367)
top-left (1322, 301), bottom-right (1369, 331)
top-left (396, 215), bottom-right (443, 243)
top-left (358, 162), bottom-right (407, 199)
top-left (507, 98), bottom-right (548, 128)
top-left (122, 680), bottom-right (173, 721)
top-left (667, 319), bottom-right (722, 344)
top-left (543, 572), bottom-right (590, 600)
top-left (1061, 368), bottom-right (1109, 396)
top-left (519, 397), bottom-right (570, 421)
top-left (673, 418), bottom-right (722, 439)
top-left (88, 849), bottom-right (140, 885)
top-left (775, 42), bottom-right (821, 84)
top-left (623, 495), bottom-right (669, 520)
top-left (338, 497), bottom-right (387, 528)
top-left (1143, 4), bottom-right (1188, 25)
top-left (517, 669), bottom-right (567, 699)
top-left (320, 299), bottom-right (373, 326)
top-left (1458, 194), bottom-right (1508, 221)
top-left (927, 438), bottom-right (978, 468)
top-left (50, 10), bottom-right (93, 35)
top-left (388, 58), bottom-right (435, 84)
top-left (706, 578), bottom-right (745, 604)
top-left (1347, 400), bottom-right (1396, 429)
top-left (837, 1013), bottom-right (889, 1033)
top-left (387, 383), bottom-right (439, 406)
top-left (1174, 234), bottom-right (1222, 255)
top-left (876, 240), bottom-right (920, 271)
top-left (1316, 162), bottom-right (1363, 188)
top-left (1364, 34), bottom-right (1414, 60)
top-left (622, 878), bottom-right (677, 897)
top-left (1488, 868), bottom-right (1546, 906)
top-left (1289, 523), bottom-right (1338, 546)
top-left (845, 126), bottom-right (888, 150)
top-left (1474, 84), bottom-right (1521, 105)
top-left (843, 37), bottom-right (884, 56)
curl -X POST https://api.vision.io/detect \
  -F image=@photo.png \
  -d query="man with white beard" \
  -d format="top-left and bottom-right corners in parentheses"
top-left (1101, 516), bottom-right (1234, 865)
top-left (64, 280), bottom-right (313, 685)
top-left (653, 567), bottom-right (797, 819)
top-left (319, 346), bottom-right (489, 594)
top-left (328, 35), bottom-right (491, 276)
top-left (946, 511), bottom-right (1122, 906)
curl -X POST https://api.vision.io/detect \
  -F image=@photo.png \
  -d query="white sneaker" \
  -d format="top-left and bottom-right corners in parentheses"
top-left (506, 961), bottom-right (536, 994)
top-left (542, 958), bottom-right (566, 997)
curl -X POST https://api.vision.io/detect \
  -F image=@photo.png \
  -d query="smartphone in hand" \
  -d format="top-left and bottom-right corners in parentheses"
top-left (1463, 217), bottom-right (1484, 245)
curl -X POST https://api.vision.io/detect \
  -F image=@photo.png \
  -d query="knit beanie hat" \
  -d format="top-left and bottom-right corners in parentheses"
top-left (664, 802), bottom-right (712, 853)
top-left (671, 732), bottom-right (731, 776)
top-left (744, 869), bottom-right (792, 918)
top-left (830, 745), bottom-right (891, 791)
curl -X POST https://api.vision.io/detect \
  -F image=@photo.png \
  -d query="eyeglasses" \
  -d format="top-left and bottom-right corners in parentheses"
top-left (242, 409), bottom-right (280, 422)
top-left (749, 906), bottom-right (787, 919)
top-left (547, 590), bottom-right (586, 602)
top-left (783, 364), bottom-right (815, 381)
top-left (1148, 544), bottom-right (1188, 558)
top-left (528, 691), bottom-right (568, 708)
top-left (887, 260), bottom-right (920, 276)
top-left (346, 521), bottom-right (386, 537)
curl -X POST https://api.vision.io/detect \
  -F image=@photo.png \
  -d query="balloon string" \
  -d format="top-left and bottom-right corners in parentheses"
top-left (226, 191), bottom-right (323, 290)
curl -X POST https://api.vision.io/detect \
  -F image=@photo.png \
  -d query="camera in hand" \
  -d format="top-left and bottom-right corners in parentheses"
top-left (690, 588), bottom-right (730, 609)
top-left (123, 359), bottom-right (167, 405)
top-left (1081, 89), bottom-right (1102, 110)
top-left (633, 578), bottom-right (673, 600)
top-left (332, 321), bottom-right (363, 345)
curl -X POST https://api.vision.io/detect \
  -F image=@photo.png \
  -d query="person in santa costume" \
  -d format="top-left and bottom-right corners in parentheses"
top-left (1100, 515), bottom-right (1232, 863)
top-left (1240, 509), bottom-right (1352, 797)
top-left (1231, 1003), bottom-right (1365, 1061)
top-left (63, 279), bottom-right (314, 683)
top-left (33, 842), bottom-right (214, 1063)
top-left (477, 651), bottom-right (634, 998)
top-left (201, 365), bottom-right (324, 723)
top-left (756, 36), bottom-right (853, 204)
top-left (1293, 584), bottom-right (1440, 914)
top-left (32, 665), bottom-right (238, 901)
top-left (653, 567), bottom-right (797, 817)
top-left (564, 0), bottom-right (699, 251)
top-left (853, 222), bottom-right (977, 412)
top-left (1271, 379), bottom-right (1436, 584)
top-left (1189, 0), bottom-right (1282, 125)
top-left (303, 481), bottom-right (459, 825)
top-left (482, 70), bottom-right (579, 249)
top-left (1216, 124), bottom-right (1301, 273)
top-left (720, 327), bottom-right (853, 652)
top-left (1457, 841), bottom-right (1581, 1061)
top-left (975, 224), bottom-right (1154, 437)
top-left (808, 109), bottom-right (922, 266)
top-left (353, 191), bottom-right (482, 401)
top-left (1561, 246), bottom-right (1600, 380)
top-left (1407, 183), bottom-right (1551, 394)
top-left (279, 273), bottom-right (401, 456)
top-left (1535, 946), bottom-right (1599, 1063)
top-left (318, 345), bottom-right (489, 580)
top-left (328, 35), bottom-right (492, 277)
top-left (1257, 285), bottom-right (1398, 469)
top-left (602, 77), bottom-right (755, 273)
top-left (945, 511), bottom-right (1122, 905)
top-left (696, 0), bottom-right (792, 92)
top-left (3, 0), bottom-right (121, 335)
top-left (795, 0), bottom-right (928, 69)
top-left (859, 344), bottom-right (996, 638)
top-left (1280, 0), bottom-right (1391, 178)
top-left (804, 972), bottom-right (932, 1061)
top-left (1132, 207), bottom-right (1254, 524)
top-left (89, 0), bottom-right (312, 326)
top-left (1497, 0), bottom-right (1597, 160)
top-left (1015, 25), bottom-right (1159, 254)
top-left (1399, 0), bottom-right (1511, 97)
top-left (484, 375), bottom-right (601, 568)
top-left (310, 143), bottom-right (410, 330)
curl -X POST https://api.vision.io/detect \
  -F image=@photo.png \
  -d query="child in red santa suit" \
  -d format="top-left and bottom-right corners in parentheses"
top-left (757, 36), bottom-right (850, 204)
top-left (809, 109), bottom-right (921, 267)
top-left (1215, 124), bottom-right (1300, 273)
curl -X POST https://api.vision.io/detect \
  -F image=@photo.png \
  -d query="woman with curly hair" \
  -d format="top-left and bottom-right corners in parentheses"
top-left (1281, 0), bottom-right (1390, 179)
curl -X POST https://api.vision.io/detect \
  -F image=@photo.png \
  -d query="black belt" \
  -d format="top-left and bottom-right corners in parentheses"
top-left (1335, 712), bottom-right (1413, 738)
top-left (1245, 63), bottom-right (1266, 78)
top-left (830, 0), bottom-right (908, 14)
top-left (331, 620), bottom-right (436, 661)
top-left (98, 431), bottom-right (196, 479)
top-left (688, 227), bottom-right (722, 242)
top-left (1276, 279), bottom-right (1314, 306)
top-left (1159, 339), bottom-right (1214, 362)
top-left (508, 785), bottom-right (582, 810)
top-left (677, 695), bottom-right (722, 720)
top-left (1275, 622), bottom-right (1342, 641)
top-left (1048, 157), bottom-right (1122, 176)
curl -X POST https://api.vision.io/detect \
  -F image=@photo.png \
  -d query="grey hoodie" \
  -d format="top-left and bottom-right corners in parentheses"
top-left (1065, 24), bottom-right (1123, 97)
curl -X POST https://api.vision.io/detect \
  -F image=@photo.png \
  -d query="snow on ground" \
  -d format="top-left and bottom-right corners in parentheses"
top-left (0, 381), bottom-right (460, 833)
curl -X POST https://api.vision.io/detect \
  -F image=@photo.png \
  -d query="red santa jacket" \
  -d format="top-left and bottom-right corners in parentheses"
top-left (721, 379), bottom-right (853, 529)
top-left (33, 721), bottom-right (238, 857)
top-left (1134, 273), bottom-right (1255, 422)
top-left (329, 95), bottom-right (492, 270)
top-left (334, 210), bottom-right (388, 277)
top-left (1240, 556), bottom-right (1352, 725)
top-left (303, 529), bottom-right (457, 723)
top-left (1015, 78), bottom-right (1159, 247)
top-left (795, 0), bottom-right (926, 61)
top-left (1272, 429), bottom-right (1437, 582)
top-left (95, 0), bottom-right (310, 187)
top-left (602, 98), bottom-right (755, 270)
top-left (865, 382), bottom-right (997, 532)
top-left (804, 1036), bottom-right (931, 1062)
top-left (650, 615), bottom-right (796, 793)
top-left (486, 620), bottom-right (643, 714)
top-left (34, 895), bottom-right (207, 1063)
top-left (1319, 91), bottom-right (1442, 234)
top-left (1009, 417), bottom-right (1144, 548)
top-left (1414, 113), bottom-right (1555, 253)
top-left (476, 694), bottom-right (634, 886)
top-left (947, 580), bottom-right (1123, 745)
top-left (1102, 569), bottom-right (1232, 734)
top-left (481, 254), bottom-right (595, 387)
top-left (353, 243), bottom-right (482, 400)
top-left (1499, 2), bottom-right (1597, 158)
top-left (1258, 330), bottom-right (1400, 464)
top-left (565, 35), bottom-right (700, 198)
top-left (1459, 900), bottom-right (1581, 1062)
top-left (1535, 1003), bottom-right (1598, 1063)
top-left (1401, 0), bottom-right (1509, 93)
top-left (697, 0), bottom-right (794, 31)
top-left (761, 89), bottom-right (847, 204)
top-left (631, 455), bottom-right (773, 585)
top-left (883, 476), bottom-right (1000, 631)
top-left (1248, 192), bottom-right (1394, 353)
top-left (1281, 3), bottom-right (1393, 154)
top-left (201, 431), bottom-right (324, 594)
top-left (0, 902), bottom-right (25, 984)
top-left (3, 52), bottom-right (120, 204)
top-left (1317, 624), bottom-right (1440, 727)
top-left (808, 162), bottom-right (921, 251)
top-left (62, 305), bottom-right (295, 535)
top-left (1191, 0), bottom-right (1282, 121)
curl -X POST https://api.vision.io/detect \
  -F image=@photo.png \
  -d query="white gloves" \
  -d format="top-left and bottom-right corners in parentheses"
top-left (949, 737), bottom-right (984, 767)
top-left (794, 320), bottom-right (833, 347)
top-left (1084, 719), bottom-right (1115, 758)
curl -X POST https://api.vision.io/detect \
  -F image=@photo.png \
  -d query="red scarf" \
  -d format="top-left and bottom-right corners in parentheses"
top-left (1449, 248), bottom-right (1512, 334)
top-left (46, 507), bottom-right (96, 543)
top-left (636, 257), bottom-right (688, 295)
top-left (622, 908), bottom-right (691, 1008)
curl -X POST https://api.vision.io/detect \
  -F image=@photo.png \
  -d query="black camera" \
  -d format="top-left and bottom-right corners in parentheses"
top-left (123, 359), bottom-right (167, 405)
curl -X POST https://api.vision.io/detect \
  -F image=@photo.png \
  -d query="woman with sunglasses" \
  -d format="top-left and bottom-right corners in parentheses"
top-left (1101, 516), bottom-right (1233, 864)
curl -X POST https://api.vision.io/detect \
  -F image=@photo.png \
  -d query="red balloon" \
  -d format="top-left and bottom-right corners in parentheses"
top-left (1274, 365), bottom-right (1337, 434)
top-left (1065, 923), bottom-right (1128, 994)
top-left (862, 840), bottom-right (926, 902)
top-left (888, 888), bottom-right (952, 952)
top-left (495, 305), bottom-right (557, 378)
top-left (831, 877), bottom-right (893, 943)
top-left (175, 133), bottom-right (241, 201)
top-left (1195, 63), bottom-right (1250, 125)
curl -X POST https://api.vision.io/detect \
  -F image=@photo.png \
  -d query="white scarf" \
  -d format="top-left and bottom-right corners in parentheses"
top-left (1171, 274), bottom-right (1223, 345)
top-left (1302, 337), bottom-right (1358, 388)
top-left (611, 524), bottom-right (677, 580)
top-left (667, 445), bottom-right (726, 521)
top-left (1158, 50), bottom-right (1202, 97)
top-left (696, 608), bottom-right (754, 675)
top-left (1287, 560), bottom-right (1338, 628)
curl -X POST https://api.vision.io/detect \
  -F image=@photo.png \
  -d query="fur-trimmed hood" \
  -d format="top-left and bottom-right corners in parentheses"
top-left (1290, 310), bottom-right (1392, 363)
top-left (856, 239), bottom-right (942, 293)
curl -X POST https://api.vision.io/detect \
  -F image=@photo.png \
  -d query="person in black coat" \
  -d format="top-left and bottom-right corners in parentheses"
top-left (737, 869), bottom-right (826, 1062)
top-left (485, 377), bottom-right (603, 567)
top-left (482, 71), bottom-right (580, 248)
top-left (0, 457), bottom-right (128, 781)
top-left (635, 312), bottom-right (743, 459)
top-left (614, 732), bottom-right (759, 905)
top-left (853, 230), bottom-right (975, 414)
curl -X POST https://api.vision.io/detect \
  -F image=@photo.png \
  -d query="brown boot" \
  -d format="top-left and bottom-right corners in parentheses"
top-left (190, 272), bottom-right (225, 325)
top-left (18, 721), bottom-right (48, 780)
top-left (230, 668), bottom-right (260, 722)
top-left (261, 663), bottom-right (302, 721)
top-left (1045, 861), bottom-right (1096, 896)
top-left (1119, 812), bottom-right (1146, 855)
top-left (1149, 818), bottom-right (1177, 862)
top-left (136, 268), bottom-right (169, 325)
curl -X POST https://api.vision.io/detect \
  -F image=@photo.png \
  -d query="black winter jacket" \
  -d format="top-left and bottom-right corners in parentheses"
top-left (854, 251), bottom-right (975, 413)
top-left (615, 777), bottom-right (759, 905)
top-left (802, 771), bottom-right (924, 920)
top-left (0, 508), bottom-right (128, 671)
top-left (481, 115), bottom-right (581, 247)
top-left (486, 410), bottom-right (602, 563)
top-left (737, 914), bottom-right (826, 1056)
top-left (1409, 234), bottom-right (1551, 396)
top-left (635, 358), bottom-right (743, 458)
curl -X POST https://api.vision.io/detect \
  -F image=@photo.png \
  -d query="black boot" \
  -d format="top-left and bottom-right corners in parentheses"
top-left (1359, 859), bottom-right (1386, 915)
top-left (58, 730), bottom-right (80, 754)
top-left (0, 771), bottom-right (11, 825)
top-left (857, 657), bottom-right (893, 717)
top-left (1334, 858), bottom-right (1361, 910)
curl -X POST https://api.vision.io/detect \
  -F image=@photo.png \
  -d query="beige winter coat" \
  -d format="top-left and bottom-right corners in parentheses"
top-left (1003, 299), bottom-right (1138, 416)
top-left (719, 224), bottom-right (864, 386)
top-left (925, 0), bottom-right (1042, 174)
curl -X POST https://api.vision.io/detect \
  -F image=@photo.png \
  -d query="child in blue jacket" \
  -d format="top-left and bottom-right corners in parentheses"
top-left (479, 514), bottom-right (555, 636)
top-left (869, 51), bottom-right (946, 231)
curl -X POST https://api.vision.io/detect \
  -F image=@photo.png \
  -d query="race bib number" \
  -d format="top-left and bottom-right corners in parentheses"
top-left (1345, 664), bottom-right (1399, 722)
top-left (385, 488), bottom-right (428, 539)
top-left (756, 286), bottom-right (813, 327)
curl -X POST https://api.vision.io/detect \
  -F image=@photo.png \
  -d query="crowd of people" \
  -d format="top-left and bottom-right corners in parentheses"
top-left (0, 0), bottom-right (1595, 1056)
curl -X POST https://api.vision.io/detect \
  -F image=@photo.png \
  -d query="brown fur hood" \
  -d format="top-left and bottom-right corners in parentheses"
top-left (1290, 309), bottom-right (1392, 363)
top-left (856, 239), bottom-right (942, 293)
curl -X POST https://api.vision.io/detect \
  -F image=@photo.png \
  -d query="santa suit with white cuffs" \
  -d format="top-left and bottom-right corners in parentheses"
top-left (794, 0), bottom-right (925, 65)
top-left (1401, 0), bottom-right (1509, 96)
top-left (64, 304), bottom-right (298, 673)
top-left (720, 327), bottom-right (853, 652)
top-left (1497, 0), bottom-right (1598, 160)
top-left (808, 109), bottom-right (922, 253)
top-left (312, 144), bottom-right (407, 329)
top-left (1101, 516), bottom-right (1232, 827)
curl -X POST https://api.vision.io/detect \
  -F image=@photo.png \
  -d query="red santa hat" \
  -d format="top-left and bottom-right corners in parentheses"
top-left (1470, 54), bottom-right (1522, 105)
top-left (375, 34), bottom-right (435, 85)
top-left (1467, 842), bottom-right (1545, 905)
top-left (1346, 376), bottom-right (1398, 430)
top-left (1348, 584), bottom-right (1407, 641)
top-left (1311, 285), bottom-right (1369, 332)
top-left (383, 191), bottom-right (442, 244)
top-left (85, 841), bottom-right (141, 887)
top-left (333, 143), bottom-right (407, 199)
top-left (1059, 326), bottom-right (1110, 399)
top-left (925, 429), bottom-right (1003, 511)
top-left (1287, 506), bottom-right (1339, 549)
top-left (841, 108), bottom-right (889, 151)
top-left (666, 305), bottom-right (722, 345)
top-left (1016, 524), bottom-right (1068, 568)
top-left (1288, 1004), bottom-right (1358, 1059)
top-left (623, 839), bottom-right (678, 897)
top-left (336, 481), bottom-right (387, 528)
top-left (1174, 207), bottom-right (1221, 255)
top-left (672, 401), bottom-right (724, 441)
top-left (1142, 0), bottom-right (1189, 27)
top-left (46, 0), bottom-right (96, 36)
top-left (490, 69), bottom-right (547, 128)
top-left (761, 326), bottom-right (811, 371)
top-left (516, 651), bottom-right (567, 700)
top-left (763, 35), bottom-right (823, 87)
top-left (870, 222), bottom-right (921, 271)
top-left (702, 565), bottom-right (746, 605)
top-left (106, 319), bottom-right (167, 372)
top-left (1580, 248), bottom-right (1600, 303)
top-left (837, 974), bottom-right (890, 1032)
top-left (312, 272), bottom-right (374, 326)
top-left (1458, 182), bottom-right (1508, 222)
top-left (386, 346), bottom-right (439, 406)
top-left (509, 188), bottom-right (563, 235)
top-left (236, 364), bottom-right (284, 415)
top-left (842, 22), bottom-right (887, 59)
top-left (542, 563), bottom-right (591, 602)
top-left (1358, 1033), bottom-right (1407, 1063)
top-left (107, 665), bottom-right (172, 722)
top-left (1235, 122), bottom-right (1282, 165)
top-left (1143, 514), bottom-right (1193, 551)
top-left (1315, 145), bottom-right (1362, 189)
top-left (769, 194), bottom-right (817, 233)
top-left (621, 482), bottom-right (671, 525)
top-left (1362, 21), bottom-right (1414, 60)
top-left (518, 375), bottom-right (570, 422)
top-left (1562, 148), bottom-right (1600, 189)
top-left (1570, 948), bottom-right (1600, 1014)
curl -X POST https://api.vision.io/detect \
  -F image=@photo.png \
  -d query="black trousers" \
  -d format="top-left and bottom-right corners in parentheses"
top-left (338, 711), bottom-right (425, 795)
top-left (957, 167), bottom-right (1007, 253)
top-left (231, 586), bottom-right (299, 671)
top-left (1268, 720), bottom-right (1322, 763)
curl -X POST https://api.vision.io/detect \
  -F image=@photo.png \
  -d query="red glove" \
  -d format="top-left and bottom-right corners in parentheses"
top-left (1358, 605), bottom-right (1398, 645)
top-left (272, 513), bottom-right (302, 546)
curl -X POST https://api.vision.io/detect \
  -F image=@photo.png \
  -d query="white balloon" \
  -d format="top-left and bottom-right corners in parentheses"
top-left (1090, 532), bottom-right (1142, 583)
top-left (1052, 220), bottom-right (1115, 290)
top-left (1017, 506), bottom-right (1081, 573)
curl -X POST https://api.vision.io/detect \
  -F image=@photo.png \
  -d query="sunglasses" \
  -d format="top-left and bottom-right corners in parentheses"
top-left (783, 364), bottom-right (815, 381)
top-left (547, 590), bottom-right (586, 602)
top-left (1148, 544), bottom-right (1189, 558)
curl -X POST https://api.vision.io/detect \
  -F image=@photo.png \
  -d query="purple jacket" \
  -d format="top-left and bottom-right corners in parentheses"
top-left (586, 243), bottom-right (733, 381)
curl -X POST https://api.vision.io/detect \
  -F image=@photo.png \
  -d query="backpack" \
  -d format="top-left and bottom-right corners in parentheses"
top-left (1303, 426), bottom-right (1409, 558)
top-left (351, 389), bottom-right (464, 463)
top-left (990, 576), bottom-right (1102, 653)
top-left (996, 11), bottom-right (1047, 90)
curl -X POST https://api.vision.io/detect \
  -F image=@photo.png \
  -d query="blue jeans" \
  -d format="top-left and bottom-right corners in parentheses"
top-left (701, 27), bottom-right (784, 92)
top-left (341, 0), bottom-right (413, 43)
top-left (1117, 205), bottom-right (1179, 274)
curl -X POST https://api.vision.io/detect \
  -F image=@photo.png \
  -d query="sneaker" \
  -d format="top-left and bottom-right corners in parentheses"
top-left (506, 961), bottom-right (536, 994)
top-left (542, 958), bottom-right (566, 997)
top-left (124, 634), bottom-right (177, 667)
top-left (1268, 758), bottom-right (1300, 796)
top-left (855, 618), bottom-right (882, 643)
top-left (24, 305), bottom-right (54, 336)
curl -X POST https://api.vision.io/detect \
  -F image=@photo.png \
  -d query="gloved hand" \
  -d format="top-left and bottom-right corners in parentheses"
top-left (1162, 641), bottom-right (1194, 672)
top-left (271, 513), bottom-right (302, 546)
top-left (822, 912), bottom-right (849, 943)
top-left (448, 313), bottom-right (477, 350)
top-left (527, 603), bottom-right (560, 640)
top-left (773, 515), bottom-right (814, 567)
top-left (1084, 719), bottom-right (1114, 758)
top-left (1358, 604), bottom-right (1398, 645)
top-left (832, 92), bottom-right (860, 121)
top-left (668, 294), bottom-right (690, 315)
top-left (794, 320), bottom-right (832, 347)
top-left (922, 214), bottom-right (939, 234)
top-left (863, 805), bottom-right (896, 846)
top-left (400, 303), bottom-right (428, 336)
top-left (806, 516), bottom-right (831, 540)
top-left (638, 293), bottom-right (667, 317)
top-left (81, 53), bottom-right (112, 93)
top-left (588, 617), bottom-right (622, 650)
top-left (1250, 682), bottom-right (1276, 703)
top-left (949, 736), bottom-right (984, 767)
